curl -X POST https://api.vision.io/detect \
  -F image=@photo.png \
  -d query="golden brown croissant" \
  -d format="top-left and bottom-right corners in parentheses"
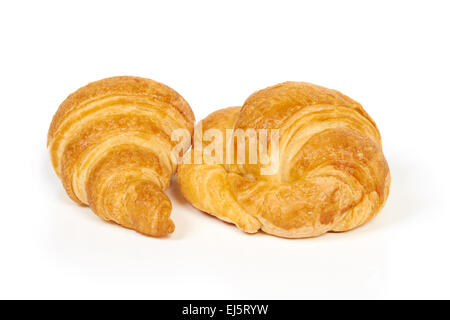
top-left (178, 82), bottom-right (390, 238)
top-left (48, 76), bottom-right (195, 236)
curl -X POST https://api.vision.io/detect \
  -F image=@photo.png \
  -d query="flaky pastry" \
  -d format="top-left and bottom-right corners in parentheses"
top-left (48, 76), bottom-right (194, 236)
top-left (178, 82), bottom-right (390, 238)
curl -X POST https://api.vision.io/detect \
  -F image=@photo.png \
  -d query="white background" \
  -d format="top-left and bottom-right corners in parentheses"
top-left (1, 0), bottom-right (449, 299)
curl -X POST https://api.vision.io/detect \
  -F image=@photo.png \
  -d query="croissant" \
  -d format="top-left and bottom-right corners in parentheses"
top-left (178, 82), bottom-right (390, 238)
top-left (48, 76), bottom-right (195, 236)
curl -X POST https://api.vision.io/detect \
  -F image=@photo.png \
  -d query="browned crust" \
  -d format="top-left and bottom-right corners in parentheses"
top-left (48, 76), bottom-right (195, 145)
top-left (237, 81), bottom-right (378, 133)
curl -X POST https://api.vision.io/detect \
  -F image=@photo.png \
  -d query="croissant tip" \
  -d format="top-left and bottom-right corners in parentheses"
top-left (141, 220), bottom-right (175, 238)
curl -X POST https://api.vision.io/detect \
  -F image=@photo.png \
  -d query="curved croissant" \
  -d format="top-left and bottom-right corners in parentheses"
top-left (178, 82), bottom-right (390, 238)
top-left (48, 76), bottom-right (195, 236)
